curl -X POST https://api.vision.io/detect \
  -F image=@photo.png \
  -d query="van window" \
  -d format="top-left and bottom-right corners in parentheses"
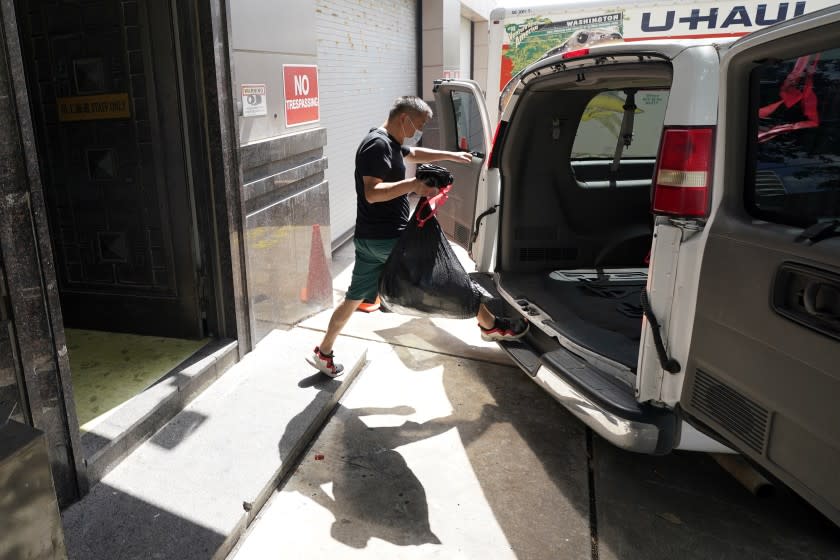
top-left (747, 48), bottom-right (840, 227)
top-left (571, 90), bottom-right (669, 159)
top-left (451, 91), bottom-right (486, 153)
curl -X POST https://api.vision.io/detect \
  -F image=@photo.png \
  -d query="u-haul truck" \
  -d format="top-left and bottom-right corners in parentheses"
top-left (487, 0), bottom-right (836, 121)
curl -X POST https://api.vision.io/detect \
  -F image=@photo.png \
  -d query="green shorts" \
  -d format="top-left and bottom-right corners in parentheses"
top-left (346, 237), bottom-right (399, 301)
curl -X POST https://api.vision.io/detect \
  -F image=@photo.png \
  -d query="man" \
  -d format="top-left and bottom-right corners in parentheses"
top-left (308, 96), bottom-right (528, 377)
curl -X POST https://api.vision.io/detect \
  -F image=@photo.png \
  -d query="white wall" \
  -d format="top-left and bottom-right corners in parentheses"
top-left (473, 20), bottom-right (489, 95)
top-left (461, 0), bottom-right (494, 95)
top-left (460, 0), bottom-right (496, 19)
top-left (460, 16), bottom-right (472, 79)
top-left (316, 0), bottom-right (418, 243)
top-left (229, 1), bottom-right (320, 144)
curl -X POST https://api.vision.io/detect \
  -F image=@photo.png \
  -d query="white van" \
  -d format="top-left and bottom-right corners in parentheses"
top-left (433, 6), bottom-right (840, 525)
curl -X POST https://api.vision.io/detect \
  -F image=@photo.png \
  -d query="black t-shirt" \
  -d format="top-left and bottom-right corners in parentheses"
top-left (354, 128), bottom-right (411, 239)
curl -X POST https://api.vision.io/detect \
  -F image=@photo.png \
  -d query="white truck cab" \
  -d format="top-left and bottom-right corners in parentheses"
top-left (432, 5), bottom-right (840, 526)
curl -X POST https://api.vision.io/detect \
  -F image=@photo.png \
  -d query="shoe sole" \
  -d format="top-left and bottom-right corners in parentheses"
top-left (304, 357), bottom-right (344, 378)
top-left (481, 323), bottom-right (530, 342)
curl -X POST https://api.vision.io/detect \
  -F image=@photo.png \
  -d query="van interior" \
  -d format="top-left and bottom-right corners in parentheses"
top-left (496, 63), bottom-right (673, 384)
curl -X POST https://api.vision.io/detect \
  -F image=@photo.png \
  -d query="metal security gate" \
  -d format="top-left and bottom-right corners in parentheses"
top-left (17, 0), bottom-right (205, 339)
top-left (316, 0), bottom-right (418, 245)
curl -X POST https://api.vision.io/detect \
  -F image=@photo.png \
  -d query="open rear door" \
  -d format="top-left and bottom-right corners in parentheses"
top-left (432, 80), bottom-right (491, 251)
top-left (682, 7), bottom-right (840, 525)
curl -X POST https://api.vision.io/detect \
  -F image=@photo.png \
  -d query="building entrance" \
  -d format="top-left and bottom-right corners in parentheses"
top-left (2, 0), bottom-right (246, 507)
top-left (17, 0), bottom-right (206, 339)
top-left (13, 0), bottom-right (220, 476)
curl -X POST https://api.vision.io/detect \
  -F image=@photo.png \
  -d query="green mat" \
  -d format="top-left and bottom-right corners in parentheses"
top-left (65, 329), bottom-right (208, 430)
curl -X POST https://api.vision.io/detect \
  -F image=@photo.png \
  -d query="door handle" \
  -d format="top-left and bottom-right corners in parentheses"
top-left (773, 263), bottom-right (840, 340)
top-left (803, 281), bottom-right (839, 320)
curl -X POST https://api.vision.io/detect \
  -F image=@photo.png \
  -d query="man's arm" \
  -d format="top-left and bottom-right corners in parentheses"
top-left (363, 176), bottom-right (439, 204)
top-left (404, 147), bottom-right (473, 165)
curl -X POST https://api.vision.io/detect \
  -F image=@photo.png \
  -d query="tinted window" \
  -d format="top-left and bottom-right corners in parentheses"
top-left (571, 90), bottom-right (669, 159)
top-left (748, 48), bottom-right (840, 227)
top-left (451, 91), bottom-right (485, 153)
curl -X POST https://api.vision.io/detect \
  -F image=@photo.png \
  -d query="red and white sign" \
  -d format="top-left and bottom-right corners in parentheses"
top-left (282, 65), bottom-right (319, 127)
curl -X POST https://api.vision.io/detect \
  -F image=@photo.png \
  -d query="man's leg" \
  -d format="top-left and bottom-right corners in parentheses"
top-left (309, 298), bottom-right (361, 377)
top-left (476, 303), bottom-right (495, 330)
top-left (308, 237), bottom-right (396, 377)
top-left (318, 297), bottom-right (363, 355)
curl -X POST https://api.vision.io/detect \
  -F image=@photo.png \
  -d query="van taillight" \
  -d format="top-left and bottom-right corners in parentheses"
top-left (652, 127), bottom-right (715, 217)
top-left (561, 48), bottom-right (590, 60)
top-left (488, 120), bottom-right (507, 169)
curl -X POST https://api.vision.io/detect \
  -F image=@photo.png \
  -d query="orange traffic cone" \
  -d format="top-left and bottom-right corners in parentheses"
top-left (300, 224), bottom-right (332, 303)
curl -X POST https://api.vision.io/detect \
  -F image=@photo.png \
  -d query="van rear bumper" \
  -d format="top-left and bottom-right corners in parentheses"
top-left (500, 340), bottom-right (677, 455)
top-left (532, 364), bottom-right (665, 453)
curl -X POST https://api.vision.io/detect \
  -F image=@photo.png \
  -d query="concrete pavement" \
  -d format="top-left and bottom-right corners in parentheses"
top-left (231, 309), bottom-right (840, 559)
top-left (228, 241), bottom-right (840, 559)
top-left (59, 238), bottom-right (840, 559)
top-left (229, 327), bottom-right (592, 559)
top-left (61, 327), bottom-right (366, 560)
top-left (592, 437), bottom-right (839, 560)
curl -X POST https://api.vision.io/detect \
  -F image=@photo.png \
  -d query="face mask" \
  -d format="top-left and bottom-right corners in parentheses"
top-left (402, 118), bottom-right (423, 147)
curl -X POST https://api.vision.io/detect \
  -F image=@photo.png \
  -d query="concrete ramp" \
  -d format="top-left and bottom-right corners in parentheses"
top-left (61, 328), bottom-right (365, 560)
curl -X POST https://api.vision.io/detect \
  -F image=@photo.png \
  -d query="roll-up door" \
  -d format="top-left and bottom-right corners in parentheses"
top-left (316, 0), bottom-right (418, 244)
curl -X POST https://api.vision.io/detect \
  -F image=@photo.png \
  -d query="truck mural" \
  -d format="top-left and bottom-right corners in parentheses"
top-left (488, 1), bottom-right (836, 121)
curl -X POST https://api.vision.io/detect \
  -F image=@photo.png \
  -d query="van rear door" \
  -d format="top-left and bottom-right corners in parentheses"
top-left (431, 80), bottom-right (492, 255)
top-left (681, 6), bottom-right (840, 525)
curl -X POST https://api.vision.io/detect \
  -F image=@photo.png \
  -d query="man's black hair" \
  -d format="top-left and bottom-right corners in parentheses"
top-left (388, 96), bottom-right (433, 121)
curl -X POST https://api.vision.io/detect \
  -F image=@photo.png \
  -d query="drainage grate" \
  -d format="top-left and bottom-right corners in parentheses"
top-left (690, 369), bottom-right (770, 454)
top-left (454, 222), bottom-right (471, 246)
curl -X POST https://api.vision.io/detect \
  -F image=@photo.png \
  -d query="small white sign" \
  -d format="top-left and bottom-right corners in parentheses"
top-left (241, 84), bottom-right (267, 117)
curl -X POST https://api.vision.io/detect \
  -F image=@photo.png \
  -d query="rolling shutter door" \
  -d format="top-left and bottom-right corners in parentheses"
top-left (316, 0), bottom-right (418, 245)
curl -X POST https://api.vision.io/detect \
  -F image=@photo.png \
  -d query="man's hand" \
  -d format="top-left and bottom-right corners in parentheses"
top-left (449, 151), bottom-right (473, 164)
top-left (412, 179), bottom-right (440, 198)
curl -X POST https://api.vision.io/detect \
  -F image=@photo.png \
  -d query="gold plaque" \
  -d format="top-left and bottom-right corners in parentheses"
top-left (57, 93), bottom-right (131, 122)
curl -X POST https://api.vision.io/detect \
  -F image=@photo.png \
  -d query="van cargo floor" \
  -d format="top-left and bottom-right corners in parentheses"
top-left (498, 272), bottom-right (644, 371)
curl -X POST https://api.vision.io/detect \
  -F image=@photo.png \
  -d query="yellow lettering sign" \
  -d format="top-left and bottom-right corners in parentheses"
top-left (57, 93), bottom-right (131, 122)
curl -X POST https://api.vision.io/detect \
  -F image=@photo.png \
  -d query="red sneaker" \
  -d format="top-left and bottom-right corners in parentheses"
top-left (357, 295), bottom-right (381, 313)
top-left (306, 346), bottom-right (344, 377)
top-left (479, 317), bottom-right (529, 342)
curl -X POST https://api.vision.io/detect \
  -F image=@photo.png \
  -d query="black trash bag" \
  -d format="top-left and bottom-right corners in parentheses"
top-left (379, 198), bottom-right (482, 319)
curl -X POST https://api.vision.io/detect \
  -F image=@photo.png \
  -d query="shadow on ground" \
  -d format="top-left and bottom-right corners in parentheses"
top-left (277, 315), bottom-right (590, 556)
top-left (388, 319), bottom-right (840, 559)
top-left (377, 317), bottom-right (592, 557)
top-left (278, 374), bottom-right (461, 549)
top-left (592, 439), bottom-right (840, 560)
top-left (278, 314), bottom-right (840, 559)
top-left (62, 484), bottom-right (225, 560)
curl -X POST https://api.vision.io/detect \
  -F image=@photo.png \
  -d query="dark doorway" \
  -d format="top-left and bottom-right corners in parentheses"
top-left (13, 0), bottom-right (224, 436)
top-left (16, 0), bottom-right (207, 339)
top-left (2, 0), bottom-right (245, 507)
